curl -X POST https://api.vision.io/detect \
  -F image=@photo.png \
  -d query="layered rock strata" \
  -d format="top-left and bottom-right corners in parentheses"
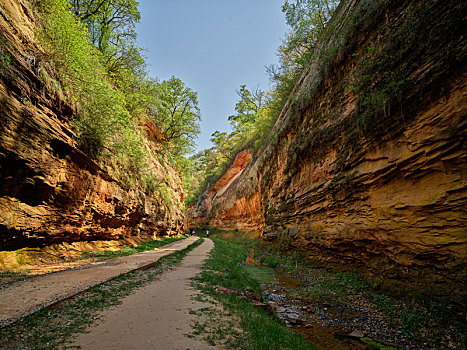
top-left (189, 0), bottom-right (467, 302)
top-left (0, 0), bottom-right (185, 254)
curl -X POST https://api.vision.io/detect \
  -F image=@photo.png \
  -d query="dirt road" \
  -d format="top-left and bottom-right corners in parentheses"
top-left (72, 238), bottom-right (217, 350)
top-left (0, 237), bottom-right (199, 326)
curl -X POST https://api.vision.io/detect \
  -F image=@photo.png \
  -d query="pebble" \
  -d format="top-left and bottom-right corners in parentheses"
top-left (348, 330), bottom-right (364, 338)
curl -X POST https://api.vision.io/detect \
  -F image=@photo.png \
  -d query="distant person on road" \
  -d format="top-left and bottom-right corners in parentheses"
top-left (206, 229), bottom-right (209, 238)
top-left (189, 228), bottom-right (193, 236)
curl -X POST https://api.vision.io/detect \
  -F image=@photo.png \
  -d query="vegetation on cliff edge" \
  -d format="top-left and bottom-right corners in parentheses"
top-left (32, 0), bottom-right (200, 200)
top-left (185, 0), bottom-right (339, 206)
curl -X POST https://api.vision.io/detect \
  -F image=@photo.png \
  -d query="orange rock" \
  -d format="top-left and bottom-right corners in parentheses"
top-left (245, 251), bottom-right (260, 266)
top-left (0, 0), bottom-right (185, 259)
top-left (187, 1), bottom-right (467, 305)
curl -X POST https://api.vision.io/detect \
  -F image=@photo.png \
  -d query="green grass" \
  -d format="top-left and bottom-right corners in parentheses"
top-left (242, 265), bottom-right (276, 285)
top-left (202, 227), bottom-right (467, 348)
top-left (361, 337), bottom-right (399, 350)
top-left (0, 238), bottom-right (203, 350)
top-left (260, 256), bottom-right (285, 268)
top-left (193, 238), bottom-right (315, 350)
top-left (0, 269), bottom-right (33, 285)
top-left (80, 236), bottom-right (184, 259)
top-left (0, 270), bottom-right (30, 276)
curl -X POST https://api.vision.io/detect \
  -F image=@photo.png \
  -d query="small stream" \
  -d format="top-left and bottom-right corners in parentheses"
top-left (262, 271), bottom-right (399, 350)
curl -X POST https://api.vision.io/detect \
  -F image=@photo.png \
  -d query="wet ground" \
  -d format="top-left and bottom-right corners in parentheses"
top-left (262, 271), bottom-right (400, 350)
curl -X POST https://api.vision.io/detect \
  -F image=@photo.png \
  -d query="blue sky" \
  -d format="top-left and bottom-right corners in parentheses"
top-left (136, 0), bottom-right (288, 152)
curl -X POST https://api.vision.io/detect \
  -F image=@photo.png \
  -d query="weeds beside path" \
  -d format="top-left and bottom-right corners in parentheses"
top-left (0, 236), bottom-right (195, 327)
top-left (0, 236), bottom-right (186, 286)
top-left (72, 238), bottom-right (216, 350)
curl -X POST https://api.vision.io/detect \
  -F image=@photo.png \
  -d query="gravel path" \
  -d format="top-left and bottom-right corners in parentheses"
top-left (0, 236), bottom-right (199, 326)
top-left (72, 238), bottom-right (216, 350)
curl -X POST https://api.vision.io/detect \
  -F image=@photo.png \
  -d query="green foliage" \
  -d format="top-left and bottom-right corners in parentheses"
top-left (31, 0), bottom-right (200, 200)
top-left (184, 84), bottom-right (275, 207)
top-left (360, 337), bottom-right (399, 350)
top-left (157, 182), bottom-right (173, 208)
top-left (70, 0), bottom-right (142, 76)
top-left (0, 53), bottom-right (11, 71)
top-left (0, 238), bottom-right (203, 350)
top-left (184, 1), bottom-right (342, 206)
top-left (210, 228), bottom-right (467, 348)
top-left (281, 0), bottom-right (339, 70)
top-left (228, 85), bottom-right (266, 133)
top-left (140, 173), bottom-right (160, 194)
top-left (0, 27), bottom-right (15, 77)
top-left (149, 76), bottom-right (201, 156)
top-left (262, 256), bottom-right (285, 268)
top-left (35, 0), bottom-right (145, 168)
top-left (0, 43), bottom-right (11, 71)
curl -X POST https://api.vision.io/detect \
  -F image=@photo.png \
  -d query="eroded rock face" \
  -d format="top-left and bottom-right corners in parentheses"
top-left (0, 0), bottom-right (185, 252)
top-left (189, 0), bottom-right (467, 302)
top-left (187, 150), bottom-right (261, 231)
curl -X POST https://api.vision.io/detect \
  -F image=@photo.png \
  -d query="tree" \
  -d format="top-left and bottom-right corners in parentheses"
top-left (149, 76), bottom-right (201, 155)
top-left (210, 131), bottom-right (230, 158)
top-left (69, 0), bottom-right (142, 76)
top-left (280, 0), bottom-right (339, 70)
top-left (228, 85), bottom-right (266, 134)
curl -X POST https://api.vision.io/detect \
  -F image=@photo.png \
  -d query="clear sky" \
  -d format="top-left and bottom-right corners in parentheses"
top-left (135, 0), bottom-right (288, 152)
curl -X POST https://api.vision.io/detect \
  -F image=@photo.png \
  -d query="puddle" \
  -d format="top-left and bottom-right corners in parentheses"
top-left (294, 326), bottom-right (374, 350)
top-left (262, 271), bottom-right (398, 350)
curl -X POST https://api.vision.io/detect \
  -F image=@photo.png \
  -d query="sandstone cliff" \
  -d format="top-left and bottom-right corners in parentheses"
top-left (0, 0), bottom-right (185, 263)
top-left (189, 0), bottom-right (467, 302)
top-left (188, 150), bottom-right (263, 232)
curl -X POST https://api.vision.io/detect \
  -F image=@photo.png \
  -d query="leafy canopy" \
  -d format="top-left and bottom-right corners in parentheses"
top-left (149, 76), bottom-right (201, 156)
top-left (70, 0), bottom-right (141, 68)
top-left (228, 85), bottom-right (266, 134)
top-left (185, 84), bottom-right (275, 207)
top-left (281, 0), bottom-right (339, 70)
top-left (35, 0), bottom-right (201, 195)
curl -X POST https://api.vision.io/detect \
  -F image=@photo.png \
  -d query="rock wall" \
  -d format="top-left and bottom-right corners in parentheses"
top-left (187, 150), bottom-right (263, 231)
top-left (0, 0), bottom-right (185, 253)
top-left (189, 0), bottom-right (467, 302)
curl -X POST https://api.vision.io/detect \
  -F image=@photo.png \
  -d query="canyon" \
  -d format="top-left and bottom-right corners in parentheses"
top-left (188, 0), bottom-right (467, 303)
top-left (0, 0), bottom-right (465, 307)
top-left (1, 0), bottom-right (465, 348)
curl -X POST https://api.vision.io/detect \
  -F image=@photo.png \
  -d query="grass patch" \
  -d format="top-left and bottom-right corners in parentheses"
top-left (204, 227), bottom-right (467, 349)
top-left (190, 307), bottom-right (243, 348)
top-left (242, 265), bottom-right (276, 285)
top-left (0, 270), bottom-right (30, 276)
top-left (0, 238), bottom-right (203, 350)
top-left (0, 269), bottom-right (33, 286)
top-left (260, 256), bottom-right (285, 268)
top-left (193, 238), bottom-right (315, 350)
top-left (80, 236), bottom-right (185, 259)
